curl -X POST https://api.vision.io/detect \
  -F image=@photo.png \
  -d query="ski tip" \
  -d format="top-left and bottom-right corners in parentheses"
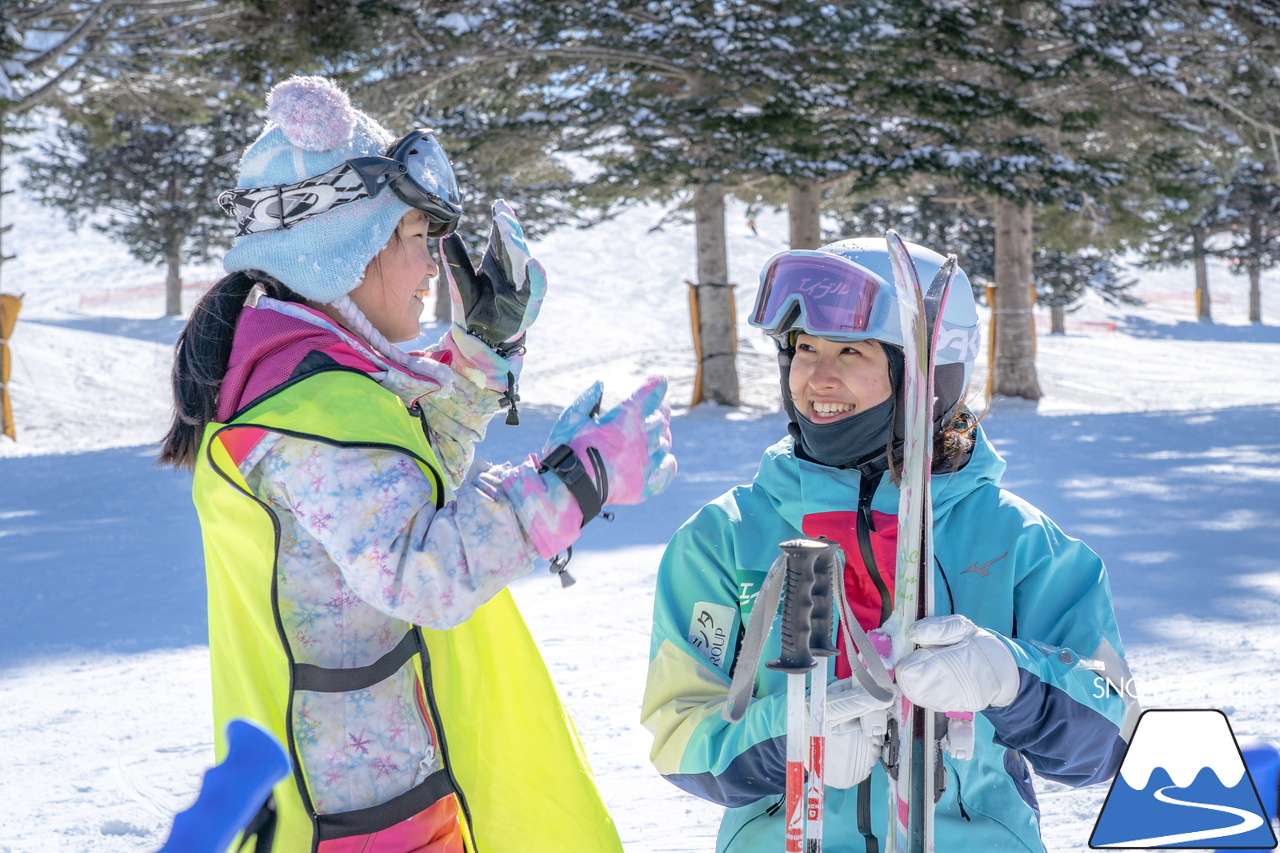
top-left (884, 229), bottom-right (921, 296)
top-left (927, 255), bottom-right (958, 299)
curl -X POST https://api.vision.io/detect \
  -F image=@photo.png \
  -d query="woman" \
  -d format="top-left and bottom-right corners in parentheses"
top-left (161, 75), bottom-right (675, 853)
top-left (641, 237), bottom-right (1137, 852)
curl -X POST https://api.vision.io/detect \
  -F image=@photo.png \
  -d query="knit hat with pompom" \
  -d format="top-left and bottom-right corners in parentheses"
top-left (222, 76), bottom-right (409, 304)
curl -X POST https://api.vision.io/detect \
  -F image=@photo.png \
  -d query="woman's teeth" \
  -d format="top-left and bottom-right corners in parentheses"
top-left (812, 402), bottom-right (854, 417)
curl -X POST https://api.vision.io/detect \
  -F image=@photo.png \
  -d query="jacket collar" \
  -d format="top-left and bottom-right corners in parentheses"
top-left (751, 423), bottom-right (1006, 530)
top-left (217, 296), bottom-right (451, 422)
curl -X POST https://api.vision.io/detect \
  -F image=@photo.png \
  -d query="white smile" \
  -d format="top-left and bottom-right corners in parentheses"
top-left (812, 402), bottom-right (855, 417)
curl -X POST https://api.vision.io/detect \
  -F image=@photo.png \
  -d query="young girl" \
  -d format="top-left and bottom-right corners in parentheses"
top-left (161, 75), bottom-right (675, 853)
top-left (641, 237), bottom-right (1137, 852)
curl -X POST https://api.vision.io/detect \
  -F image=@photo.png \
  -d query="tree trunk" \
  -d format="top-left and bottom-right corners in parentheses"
top-left (1050, 304), bottom-right (1065, 335)
top-left (991, 197), bottom-right (1041, 399)
top-left (692, 179), bottom-right (740, 407)
top-left (165, 241), bottom-right (182, 316)
top-left (1191, 226), bottom-right (1211, 322)
top-left (0, 117), bottom-right (11, 293)
top-left (788, 178), bottom-right (822, 250)
top-left (1248, 213), bottom-right (1262, 323)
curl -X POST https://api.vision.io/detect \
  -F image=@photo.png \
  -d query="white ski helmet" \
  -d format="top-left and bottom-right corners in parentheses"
top-left (750, 236), bottom-right (982, 426)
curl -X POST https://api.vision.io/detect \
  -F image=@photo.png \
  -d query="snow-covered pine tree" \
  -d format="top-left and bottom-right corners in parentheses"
top-left (1167, 2), bottom-right (1280, 325)
top-left (1135, 1), bottom-right (1280, 323)
top-left (1034, 249), bottom-right (1137, 334)
top-left (829, 189), bottom-right (1136, 336)
top-left (848, 0), bottom-right (1185, 399)
top-left (1219, 158), bottom-right (1280, 324)
top-left (22, 97), bottom-right (252, 315)
top-left (359, 18), bottom-right (595, 324)
top-left (377, 1), bottom-right (899, 407)
top-left (1138, 159), bottom-right (1231, 322)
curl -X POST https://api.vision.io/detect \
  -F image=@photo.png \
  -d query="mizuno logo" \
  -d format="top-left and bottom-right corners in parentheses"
top-left (963, 552), bottom-right (1007, 577)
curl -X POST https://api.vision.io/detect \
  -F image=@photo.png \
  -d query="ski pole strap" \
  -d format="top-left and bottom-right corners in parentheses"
top-left (539, 444), bottom-right (604, 525)
top-left (856, 781), bottom-right (879, 853)
top-left (835, 584), bottom-right (895, 702)
top-left (723, 553), bottom-right (788, 723)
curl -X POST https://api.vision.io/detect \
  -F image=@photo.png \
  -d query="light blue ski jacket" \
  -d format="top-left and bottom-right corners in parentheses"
top-left (641, 427), bottom-right (1137, 853)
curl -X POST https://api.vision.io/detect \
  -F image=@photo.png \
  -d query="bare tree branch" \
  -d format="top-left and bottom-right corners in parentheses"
top-left (1190, 78), bottom-right (1280, 175)
top-left (15, 0), bottom-right (77, 25)
top-left (16, 55), bottom-right (83, 109)
top-left (21, 0), bottom-right (118, 76)
top-left (110, 9), bottom-right (240, 42)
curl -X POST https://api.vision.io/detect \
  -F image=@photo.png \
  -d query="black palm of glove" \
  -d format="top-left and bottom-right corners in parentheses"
top-left (440, 200), bottom-right (546, 356)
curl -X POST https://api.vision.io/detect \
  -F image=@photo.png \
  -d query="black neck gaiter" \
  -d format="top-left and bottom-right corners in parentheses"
top-left (788, 344), bottom-right (904, 469)
top-left (792, 396), bottom-right (895, 469)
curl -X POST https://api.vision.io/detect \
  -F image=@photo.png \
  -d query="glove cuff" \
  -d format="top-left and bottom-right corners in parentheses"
top-left (491, 332), bottom-right (525, 359)
top-left (981, 632), bottom-right (1021, 709)
top-left (497, 455), bottom-right (584, 559)
top-left (538, 444), bottom-right (606, 525)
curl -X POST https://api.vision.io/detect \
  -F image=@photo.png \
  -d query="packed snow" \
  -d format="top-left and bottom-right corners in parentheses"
top-left (2, 148), bottom-right (1279, 852)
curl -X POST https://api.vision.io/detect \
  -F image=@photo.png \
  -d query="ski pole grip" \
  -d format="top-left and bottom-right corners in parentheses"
top-left (809, 539), bottom-right (839, 658)
top-left (766, 539), bottom-right (823, 674)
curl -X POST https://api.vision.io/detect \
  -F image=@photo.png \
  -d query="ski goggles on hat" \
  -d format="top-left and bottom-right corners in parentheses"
top-left (750, 250), bottom-right (891, 340)
top-left (218, 129), bottom-right (462, 238)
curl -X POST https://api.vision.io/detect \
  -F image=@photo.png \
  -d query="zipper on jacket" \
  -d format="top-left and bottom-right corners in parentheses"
top-left (415, 628), bottom-right (480, 853)
top-left (410, 402), bottom-right (436, 450)
top-left (856, 467), bottom-right (893, 625)
top-left (720, 797), bottom-right (785, 852)
top-left (953, 766), bottom-right (972, 821)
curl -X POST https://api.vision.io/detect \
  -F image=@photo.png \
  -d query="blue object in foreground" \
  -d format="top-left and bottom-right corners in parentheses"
top-left (1215, 740), bottom-right (1280, 853)
top-left (157, 718), bottom-right (290, 853)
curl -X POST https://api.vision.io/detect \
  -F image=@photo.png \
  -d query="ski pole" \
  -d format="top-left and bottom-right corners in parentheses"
top-left (805, 540), bottom-right (840, 853)
top-left (767, 539), bottom-right (822, 853)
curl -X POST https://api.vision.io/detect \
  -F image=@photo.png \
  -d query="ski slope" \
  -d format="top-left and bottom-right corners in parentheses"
top-left (2, 152), bottom-right (1280, 852)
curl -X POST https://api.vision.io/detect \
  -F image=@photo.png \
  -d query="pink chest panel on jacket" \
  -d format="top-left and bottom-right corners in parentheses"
top-left (802, 509), bottom-right (898, 679)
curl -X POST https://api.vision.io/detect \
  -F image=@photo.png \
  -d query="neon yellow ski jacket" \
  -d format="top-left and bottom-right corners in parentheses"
top-left (193, 364), bottom-right (621, 853)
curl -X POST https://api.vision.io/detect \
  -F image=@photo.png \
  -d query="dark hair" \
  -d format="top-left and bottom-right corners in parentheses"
top-left (158, 271), bottom-right (307, 470)
top-left (932, 408), bottom-right (979, 472)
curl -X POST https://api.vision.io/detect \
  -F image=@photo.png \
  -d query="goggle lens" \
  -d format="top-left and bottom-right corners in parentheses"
top-left (385, 130), bottom-right (462, 236)
top-left (752, 252), bottom-right (885, 337)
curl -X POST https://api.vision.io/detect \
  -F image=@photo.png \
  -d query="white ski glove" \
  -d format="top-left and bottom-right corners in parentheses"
top-left (824, 679), bottom-right (895, 789)
top-left (896, 615), bottom-right (1020, 713)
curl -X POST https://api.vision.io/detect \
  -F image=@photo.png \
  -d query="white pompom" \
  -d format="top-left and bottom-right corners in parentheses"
top-left (267, 76), bottom-right (357, 152)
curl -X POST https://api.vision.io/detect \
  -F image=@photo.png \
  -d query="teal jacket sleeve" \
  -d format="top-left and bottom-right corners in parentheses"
top-left (980, 492), bottom-right (1138, 787)
top-left (640, 498), bottom-right (794, 808)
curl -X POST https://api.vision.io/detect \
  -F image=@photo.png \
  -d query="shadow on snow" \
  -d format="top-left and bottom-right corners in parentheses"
top-left (1, 403), bottom-right (1276, 669)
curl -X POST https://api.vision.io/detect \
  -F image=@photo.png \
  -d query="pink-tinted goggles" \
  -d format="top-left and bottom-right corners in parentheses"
top-left (750, 250), bottom-right (889, 339)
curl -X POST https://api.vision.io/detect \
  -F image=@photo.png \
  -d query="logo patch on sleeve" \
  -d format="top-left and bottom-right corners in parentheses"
top-left (687, 601), bottom-right (737, 673)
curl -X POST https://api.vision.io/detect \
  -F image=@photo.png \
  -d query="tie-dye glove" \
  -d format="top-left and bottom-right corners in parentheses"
top-left (497, 377), bottom-right (676, 568)
top-left (544, 376), bottom-right (677, 517)
top-left (441, 199), bottom-right (546, 355)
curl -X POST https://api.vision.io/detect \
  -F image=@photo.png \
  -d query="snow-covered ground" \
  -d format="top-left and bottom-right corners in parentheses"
top-left (2, 146), bottom-right (1280, 852)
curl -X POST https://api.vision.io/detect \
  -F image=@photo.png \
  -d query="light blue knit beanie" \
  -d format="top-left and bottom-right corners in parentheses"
top-left (222, 76), bottom-right (409, 304)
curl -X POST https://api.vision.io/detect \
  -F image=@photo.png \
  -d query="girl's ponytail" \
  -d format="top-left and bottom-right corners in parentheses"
top-left (158, 271), bottom-right (304, 470)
